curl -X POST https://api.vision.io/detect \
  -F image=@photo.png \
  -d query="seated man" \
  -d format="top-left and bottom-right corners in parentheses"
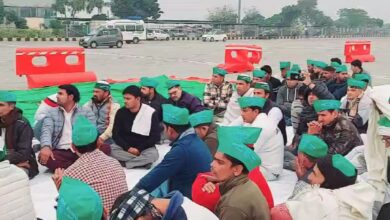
top-left (167, 80), bottom-right (204, 114)
top-left (84, 81), bottom-right (120, 148)
top-left (52, 116), bottom-right (128, 211)
top-left (56, 177), bottom-right (104, 220)
top-left (222, 74), bottom-right (254, 125)
top-left (212, 126), bottom-right (270, 220)
top-left (189, 109), bottom-right (217, 156)
top-left (111, 85), bottom-right (160, 169)
top-left (341, 79), bottom-right (372, 134)
top-left (311, 61), bottom-right (328, 82)
top-left (279, 61), bottom-right (291, 83)
top-left (230, 97), bottom-right (284, 180)
top-left (351, 59), bottom-right (366, 77)
top-left (353, 73), bottom-right (372, 89)
top-left (254, 82), bottom-right (287, 145)
top-left (277, 69), bottom-right (302, 126)
top-left (0, 144), bottom-right (36, 219)
top-left (308, 99), bottom-right (363, 155)
top-left (0, 91), bottom-right (38, 179)
top-left (135, 104), bottom-right (212, 198)
top-left (261, 65), bottom-right (281, 102)
top-left (320, 65), bottom-right (336, 83)
top-left (326, 65), bottom-right (349, 100)
top-left (37, 84), bottom-right (96, 172)
top-left (140, 77), bottom-right (169, 121)
top-left (203, 67), bottom-right (233, 122)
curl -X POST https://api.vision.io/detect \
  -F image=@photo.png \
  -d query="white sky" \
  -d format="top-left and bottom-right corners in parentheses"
top-left (158, 0), bottom-right (389, 23)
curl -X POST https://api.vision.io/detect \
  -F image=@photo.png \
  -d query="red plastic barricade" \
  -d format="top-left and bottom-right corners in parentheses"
top-left (217, 44), bottom-right (262, 73)
top-left (16, 47), bottom-right (97, 88)
top-left (344, 41), bottom-right (375, 63)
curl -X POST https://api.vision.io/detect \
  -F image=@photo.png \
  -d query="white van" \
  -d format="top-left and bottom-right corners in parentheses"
top-left (105, 20), bottom-right (146, 44)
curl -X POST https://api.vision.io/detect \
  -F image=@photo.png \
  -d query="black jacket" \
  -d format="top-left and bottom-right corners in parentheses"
top-left (263, 99), bottom-right (287, 145)
top-left (142, 92), bottom-right (168, 122)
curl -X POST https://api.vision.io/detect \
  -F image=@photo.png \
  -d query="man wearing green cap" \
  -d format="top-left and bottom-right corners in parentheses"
top-left (189, 110), bottom-right (218, 155)
top-left (84, 80), bottom-right (120, 148)
top-left (135, 104), bottom-right (212, 198)
top-left (222, 74), bottom-right (254, 125)
top-left (230, 97), bottom-right (284, 180)
top-left (167, 80), bottom-right (205, 114)
top-left (280, 61), bottom-right (291, 80)
top-left (111, 85), bottom-right (161, 169)
top-left (140, 77), bottom-right (169, 122)
top-left (203, 67), bottom-right (233, 123)
top-left (261, 65), bottom-right (282, 102)
top-left (52, 116), bottom-right (128, 211)
top-left (321, 66), bottom-right (336, 83)
top-left (0, 91), bottom-right (39, 179)
top-left (340, 79), bottom-right (372, 133)
top-left (0, 133), bottom-right (36, 219)
top-left (308, 99), bottom-right (363, 155)
top-left (211, 126), bottom-right (270, 220)
top-left (353, 73), bottom-right (371, 90)
top-left (307, 60), bottom-right (315, 74)
top-left (276, 69), bottom-right (302, 125)
top-left (326, 64), bottom-right (349, 100)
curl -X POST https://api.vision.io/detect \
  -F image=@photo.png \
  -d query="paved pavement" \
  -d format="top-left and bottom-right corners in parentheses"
top-left (1, 37), bottom-right (389, 90)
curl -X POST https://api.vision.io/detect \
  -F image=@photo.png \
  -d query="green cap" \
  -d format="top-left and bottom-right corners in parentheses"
top-left (217, 127), bottom-right (262, 171)
top-left (94, 81), bottom-right (110, 91)
top-left (307, 60), bottom-right (315, 66)
top-left (353, 74), bottom-right (371, 83)
top-left (140, 77), bottom-right (159, 88)
top-left (286, 70), bottom-right (300, 79)
top-left (313, 61), bottom-right (328, 69)
top-left (166, 80), bottom-right (181, 90)
top-left (335, 65), bottom-right (348, 73)
top-left (217, 126), bottom-right (262, 145)
top-left (280, 61), bottom-right (291, 70)
top-left (291, 64), bottom-right (301, 72)
top-left (313, 99), bottom-right (341, 112)
top-left (347, 78), bottom-right (366, 89)
top-left (238, 97), bottom-right (266, 109)
top-left (162, 104), bottom-right (189, 125)
top-left (213, 67), bottom-right (227, 76)
top-left (332, 154), bottom-right (356, 177)
top-left (331, 62), bottom-right (341, 68)
top-left (237, 74), bottom-right (251, 83)
top-left (254, 82), bottom-right (270, 92)
top-left (0, 145), bottom-right (7, 162)
top-left (378, 116), bottom-right (390, 136)
top-left (57, 177), bottom-right (103, 220)
top-left (298, 134), bottom-right (328, 158)
top-left (72, 116), bottom-right (98, 147)
top-left (253, 69), bottom-right (266, 79)
top-left (0, 91), bottom-right (17, 102)
top-left (189, 110), bottom-right (213, 127)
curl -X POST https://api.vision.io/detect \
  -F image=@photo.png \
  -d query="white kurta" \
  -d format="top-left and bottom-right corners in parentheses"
top-left (221, 88), bottom-right (254, 125)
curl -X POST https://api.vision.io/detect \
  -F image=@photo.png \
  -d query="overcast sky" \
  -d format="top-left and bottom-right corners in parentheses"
top-left (158, 0), bottom-right (389, 23)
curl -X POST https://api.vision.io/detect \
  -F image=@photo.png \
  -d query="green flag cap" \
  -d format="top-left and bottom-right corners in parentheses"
top-left (336, 65), bottom-right (348, 73)
top-left (0, 145), bottom-right (7, 162)
top-left (307, 59), bottom-right (315, 66)
top-left (0, 91), bottom-right (17, 102)
top-left (313, 61), bottom-right (328, 69)
top-left (378, 116), bottom-right (390, 136)
top-left (237, 74), bottom-right (251, 83)
top-left (254, 82), bottom-right (270, 92)
top-left (332, 154), bottom-right (356, 177)
top-left (189, 110), bottom-right (213, 127)
top-left (353, 73), bottom-right (371, 83)
top-left (213, 67), bottom-right (227, 76)
top-left (253, 69), bottom-right (266, 79)
top-left (313, 99), bottom-right (341, 112)
top-left (217, 127), bottom-right (262, 171)
top-left (298, 134), bottom-right (328, 158)
top-left (347, 78), bottom-right (366, 89)
top-left (94, 81), bottom-right (110, 91)
top-left (238, 97), bottom-right (266, 109)
top-left (331, 62), bottom-right (341, 68)
top-left (72, 116), bottom-right (98, 147)
top-left (280, 61), bottom-right (291, 69)
top-left (291, 64), bottom-right (301, 72)
top-left (57, 177), bottom-right (103, 220)
top-left (166, 80), bottom-right (181, 90)
top-left (162, 104), bottom-right (189, 125)
top-left (217, 126), bottom-right (262, 145)
top-left (140, 77), bottom-right (159, 88)
top-left (286, 70), bottom-right (300, 79)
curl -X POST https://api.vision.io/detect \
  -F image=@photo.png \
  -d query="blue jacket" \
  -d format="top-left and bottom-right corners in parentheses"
top-left (136, 129), bottom-right (212, 198)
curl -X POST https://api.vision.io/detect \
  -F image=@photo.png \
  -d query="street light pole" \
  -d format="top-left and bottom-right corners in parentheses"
top-left (237, 0), bottom-right (242, 24)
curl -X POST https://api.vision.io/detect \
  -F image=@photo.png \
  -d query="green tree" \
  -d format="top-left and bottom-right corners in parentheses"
top-left (86, 0), bottom-right (104, 14)
top-left (0, 0), bottom-right (4, 24)
top-left (208, 6), bottom-right (238, 24)
top-left (52, 0), bottom-right (68, 17)
top-left (279, 5), bottom-right (301, 26)
top-left (111, 0), bottom-right (163, 20)
top-left (336, 8), bottom-right (369, 28)
top-left (264, 14), bottom-right (283, 26)
top-left (241, 8), bottom-right (265, 25)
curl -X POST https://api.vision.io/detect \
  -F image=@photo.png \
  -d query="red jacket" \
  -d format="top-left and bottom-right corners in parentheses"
top-left (192, 168), bottom-right (274, 212)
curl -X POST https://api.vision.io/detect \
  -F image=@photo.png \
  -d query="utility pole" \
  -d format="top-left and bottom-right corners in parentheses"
top-left (237, 0), bottom-right (242, 24)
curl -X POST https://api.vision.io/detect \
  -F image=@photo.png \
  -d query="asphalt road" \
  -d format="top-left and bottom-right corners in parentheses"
top-left (1, 37), bottom-right (389, 90)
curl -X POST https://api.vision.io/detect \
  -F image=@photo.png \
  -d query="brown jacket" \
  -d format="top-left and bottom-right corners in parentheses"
top-left (216, 174), bottom-right (270, 220)
top-left (204, 123), bottom-right (218, 156)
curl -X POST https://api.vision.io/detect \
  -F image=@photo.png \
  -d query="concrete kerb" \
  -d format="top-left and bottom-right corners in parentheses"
top-left (0, 37), bottom-right (80, 42)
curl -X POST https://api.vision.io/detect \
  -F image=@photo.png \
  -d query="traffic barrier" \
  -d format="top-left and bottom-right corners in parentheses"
top-left (16, 47), bottom-right (96, 88)
top-left (344, 40), bottom-right (375, 63)
top-left (217, 44), bottom-right (262, 73)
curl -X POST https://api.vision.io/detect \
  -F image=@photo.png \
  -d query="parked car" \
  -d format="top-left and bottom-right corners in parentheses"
top-left (147, 29), bottom-right (170, 40)
top-left (170, 32), bottom-right (188, 38)
top-left (79, 28), bottom-right (123, 48)
top-left (202, 30), bottom-right (228, 42)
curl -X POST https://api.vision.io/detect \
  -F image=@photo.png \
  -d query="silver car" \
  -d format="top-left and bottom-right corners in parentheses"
top-left (79, 28), bottom-right (123, 49)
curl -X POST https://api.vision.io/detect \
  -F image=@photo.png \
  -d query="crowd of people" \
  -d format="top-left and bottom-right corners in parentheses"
top-left (0, 57), bottom-right (389, 220)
